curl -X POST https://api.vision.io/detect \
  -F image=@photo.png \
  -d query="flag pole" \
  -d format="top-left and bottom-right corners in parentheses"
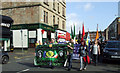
top-left (74, 23), bottom-right (76, 44)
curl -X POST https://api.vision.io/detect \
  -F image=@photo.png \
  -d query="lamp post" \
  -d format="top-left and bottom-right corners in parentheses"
top-left (54, 24), bottom-right (58, 42)
top-left (21, 29), bottom-right (23, 54)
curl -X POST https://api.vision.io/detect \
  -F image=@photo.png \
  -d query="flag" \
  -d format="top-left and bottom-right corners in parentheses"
top-left (86, 31), bottom-right (91, 57)
top-left (95, 24), bottom-right (99, 40)
top-left (41, 29), bottom-right (45, 34)
top-left (78, 27), bottom-right (81, 40)
top-left (71, 26), bottom-right (73, 39)
top-left (81, 23), bottom-right (85, 41)
top-left (53, 50), bottom-right (58, 58)
top-left (43, 51), bottom-right (46, 58)
top-left (73, 24), bottom-right (76, 38)
top-left (86, 31), bottom-right (90, 46)
top-left (99, 30), bottom-right (103, 43)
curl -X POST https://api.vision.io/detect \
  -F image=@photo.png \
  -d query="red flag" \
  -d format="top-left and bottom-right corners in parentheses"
top-left (83, 55), bottom-right (90, 64)
top-left (81, 23), bottom-right (85, 41)
top-left (41, 29), bottom-right (45, 34)
top-left (66, 32), bottom-right (70, 41)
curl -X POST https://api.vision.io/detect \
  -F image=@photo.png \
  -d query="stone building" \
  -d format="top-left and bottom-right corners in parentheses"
top-left (85, 31), bottom-right (105, 42)
top-left (106, 17), bottom-right (120, 40)
top-left (104, 27), bottom-right (109, 40)
top-left (0, 1), bottom-right (66, 48)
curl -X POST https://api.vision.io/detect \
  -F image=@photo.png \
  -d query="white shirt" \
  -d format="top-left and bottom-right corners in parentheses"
top-left (93, 45), bottom-right (98, 55)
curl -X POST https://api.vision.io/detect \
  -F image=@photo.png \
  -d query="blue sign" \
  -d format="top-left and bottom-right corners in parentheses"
top-left (72, 44), bottom-right (81, 60)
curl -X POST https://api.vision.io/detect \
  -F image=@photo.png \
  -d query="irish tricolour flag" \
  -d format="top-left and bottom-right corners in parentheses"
top-left (52, 50), bottom-right (58, 58)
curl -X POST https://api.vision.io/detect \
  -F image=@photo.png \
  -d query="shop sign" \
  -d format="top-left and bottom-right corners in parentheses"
top-left (0, 23), bottom-right (11, 28)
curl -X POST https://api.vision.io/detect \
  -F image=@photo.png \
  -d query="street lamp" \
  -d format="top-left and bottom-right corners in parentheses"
top-left (21, 29), bottom-right (23, 54)
top-left (54, 24), bottom-right (58, 41)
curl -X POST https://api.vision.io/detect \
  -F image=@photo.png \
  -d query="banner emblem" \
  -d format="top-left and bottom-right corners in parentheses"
top-left (46, 51), bottom-right (54, 58)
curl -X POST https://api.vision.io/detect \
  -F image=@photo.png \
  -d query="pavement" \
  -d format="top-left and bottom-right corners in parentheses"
top-left (1, 48), bottom-right (120, 73)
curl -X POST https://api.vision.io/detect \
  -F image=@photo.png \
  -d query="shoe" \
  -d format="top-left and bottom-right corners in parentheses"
top-left (79, 68), bottom-right (82, 71)
top-left (83, 68), bottom-right (86, 70)
top-left (68, 68), bottom-right (71, 71)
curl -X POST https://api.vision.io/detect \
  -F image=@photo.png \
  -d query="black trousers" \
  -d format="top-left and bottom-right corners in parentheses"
top-left (68, 53), bottom-right (73, 69)
top-left (93, 54), bottom-right (98, 65)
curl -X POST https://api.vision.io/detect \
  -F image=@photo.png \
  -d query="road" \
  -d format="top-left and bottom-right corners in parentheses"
top-left (1, 49), bottom-right (120, 73)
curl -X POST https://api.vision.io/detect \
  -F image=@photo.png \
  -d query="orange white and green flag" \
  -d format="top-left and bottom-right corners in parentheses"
top-left (95, 24), bottom-right (99, 40)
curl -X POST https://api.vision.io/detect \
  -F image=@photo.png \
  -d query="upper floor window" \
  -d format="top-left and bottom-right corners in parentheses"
top-left (62, 0), bottom-right (66, 4)
top-left (57, 18), bottom-right (59, 27)
top-left (53, 0), bottom-right (56, 11)
top-left (44, 11), bottom-right (48, 23)
top-left (44, 0), bottom-right (49, 6)
top-left (53, 15), bottom-right (55, 25)
top-left (62, 7), bottom-right (65, 17)
top-left (58, 3), bottom-right (60, 13)
top-left (62, 21), bottom-right (65, 29)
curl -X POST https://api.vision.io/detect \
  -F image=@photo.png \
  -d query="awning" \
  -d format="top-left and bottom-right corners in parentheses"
top-left (0, 15), bottom-right (13, 24)
top-left (0, 38), bottom-right (9, 41)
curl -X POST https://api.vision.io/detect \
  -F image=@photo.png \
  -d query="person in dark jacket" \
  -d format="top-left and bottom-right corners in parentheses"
top-left (64, 39), bottom-right (74, 71)
top-left (79, 40), bottom-right (88, 71)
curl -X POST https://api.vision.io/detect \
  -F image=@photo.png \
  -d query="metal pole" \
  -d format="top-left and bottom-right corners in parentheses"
top-left (21, 29), bottom-right (23, 54)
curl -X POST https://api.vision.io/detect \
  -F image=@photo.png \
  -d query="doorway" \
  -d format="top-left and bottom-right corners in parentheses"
top-left (29, 38), bottom-right (36, 48)
top-left (47, 31), bottom-right (51, 42)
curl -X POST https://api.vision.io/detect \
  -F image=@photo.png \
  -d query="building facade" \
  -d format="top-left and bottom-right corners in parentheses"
top-left (76, 31), bottom-right (105, 42)
top-left (118, 1), bottom-right (120, 17)
top-left (0, 1), bottom-right (66, 48)
top-left (106, 17), bottom-right (120, 40)
top-left (104, 27), bottom-right (109, 40)
top-left (85, 31), bottom-right (105, 42)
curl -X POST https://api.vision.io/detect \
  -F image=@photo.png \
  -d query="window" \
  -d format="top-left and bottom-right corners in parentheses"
top-left (58, 3), bottom-right (60, 13)
top-left (53, 0), bottom-right (56, 11)
top-left (44, 11), bottom-right (45, 23)
top-left (62, 7), bottom-right (65, 17)
top-left (62, 21), bottom-right (65, 29)
top-left (44, 0), bottom-right (49, 6)
top-left (62, 0), bottom-right (66, 4)
top-left (46, 12), bottom-right (48, 23)
top-left (44, 11), bottom-right (48, 23)
top-left (53, 15), bottom-right (55, 25)
top-left (57, 18), bottom-right (59, 27)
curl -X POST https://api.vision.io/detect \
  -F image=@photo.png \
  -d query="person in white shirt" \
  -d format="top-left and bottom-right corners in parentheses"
top-left (92, 40), bottom-right (100, 66)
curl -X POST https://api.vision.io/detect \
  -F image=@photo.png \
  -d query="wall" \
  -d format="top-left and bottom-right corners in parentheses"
top-left (1, 2), bottom-right (40, 25)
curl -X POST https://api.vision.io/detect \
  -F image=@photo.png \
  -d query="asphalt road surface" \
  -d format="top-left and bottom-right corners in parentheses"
top-left (1, 49), bottom-right (120, 73)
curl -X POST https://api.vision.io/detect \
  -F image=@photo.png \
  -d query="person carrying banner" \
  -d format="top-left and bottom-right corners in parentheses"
top-left (64, 39), bottom-right (74, 71)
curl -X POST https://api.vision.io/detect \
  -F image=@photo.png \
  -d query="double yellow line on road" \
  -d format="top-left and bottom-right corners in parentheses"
top-left (14, 56), bottom-right (33, 59)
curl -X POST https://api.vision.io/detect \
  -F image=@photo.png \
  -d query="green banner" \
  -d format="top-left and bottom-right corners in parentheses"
top-left (34, 44), bottom-right (68, 67)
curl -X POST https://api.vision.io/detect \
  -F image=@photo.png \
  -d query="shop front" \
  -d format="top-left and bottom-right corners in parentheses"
top-left (11, 23), bottom-right (55, 49)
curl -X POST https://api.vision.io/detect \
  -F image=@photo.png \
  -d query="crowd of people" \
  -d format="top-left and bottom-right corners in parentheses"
top-left (35, 38), bottom-right (103, 71)
top-left (64, 39), bottom-right (102, 71)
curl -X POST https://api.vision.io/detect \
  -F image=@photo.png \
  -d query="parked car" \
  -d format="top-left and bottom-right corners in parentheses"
top-left (102, 41), bottom-right (120, 61)
top-left (0, 48), bottom-right (9, 64)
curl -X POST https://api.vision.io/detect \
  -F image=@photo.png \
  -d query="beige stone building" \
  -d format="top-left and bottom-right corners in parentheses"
top-left (0, 1), bottom-right (66, 48)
